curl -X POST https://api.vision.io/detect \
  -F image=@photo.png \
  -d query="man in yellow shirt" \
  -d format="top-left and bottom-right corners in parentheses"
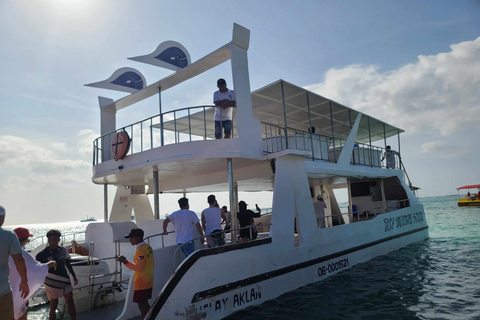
top-left (117, 228), bottom-right (154, 318)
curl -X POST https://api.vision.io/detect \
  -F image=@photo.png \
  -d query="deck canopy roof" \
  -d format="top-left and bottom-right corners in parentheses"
top-left (457, 184), bottom-right (480, 190)
top-left (161, 79), bottom-right (403, 144)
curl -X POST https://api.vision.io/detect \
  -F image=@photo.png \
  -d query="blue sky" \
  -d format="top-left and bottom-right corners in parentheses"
top-left (1, 0), bottom-right (479, 225)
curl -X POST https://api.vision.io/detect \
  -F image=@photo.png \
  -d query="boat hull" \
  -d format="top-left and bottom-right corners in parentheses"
top-left (458, 199), bottom-right (480, 206)
top-left (149, 205), bottom-right (428, 320)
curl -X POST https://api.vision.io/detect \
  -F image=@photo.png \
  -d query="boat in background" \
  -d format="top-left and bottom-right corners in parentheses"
top-left (457, 184), bottom-right (480, 206)
top-left (80, 216), bottom-right (97, 222)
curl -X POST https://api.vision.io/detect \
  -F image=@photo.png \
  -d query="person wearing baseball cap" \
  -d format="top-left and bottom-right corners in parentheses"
top-left (213, 78), bottom-right (236, 139)
top-left (0, 206), bottom-right (29, 320)
top-left (9, 227), bottom-right (56, 320)
top-left (117, 228), bottom-right (154, 318)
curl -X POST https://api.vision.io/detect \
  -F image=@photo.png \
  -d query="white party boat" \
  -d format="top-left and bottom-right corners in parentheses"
top-left (46, 23), bottom-right (428, 319)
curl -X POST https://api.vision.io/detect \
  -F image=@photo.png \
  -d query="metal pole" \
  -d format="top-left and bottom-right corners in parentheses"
top-left (329, 102), bottom-right (336, 162)
top-left (347, 179), bottom-right (352, 222)
top-left (103, 184), bottom-right (108, 222)
top-left (306, 92), bottom-right (314, 160)
top-left (227, 158), bottom-right (236, 243)
top-left (368, 117), bottom-right (372, 167)
top-left (381, 179), bottom-right (386, 213)
top-left (159, 87), bottom-right (164, 146)
top-left (383, 123), bottom-right (387, 148)
top-left (397, 129), bottom-right (401, 169)
top-left (153, 167), bottom-right (160, 219)
top-left (280, 81), bottom-right (289, 149)
top-left (349, 110), bottom-right (355, 165)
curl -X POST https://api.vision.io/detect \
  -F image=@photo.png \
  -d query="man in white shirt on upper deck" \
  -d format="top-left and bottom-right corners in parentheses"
top-left (213, 78), bottom-right (236, 139)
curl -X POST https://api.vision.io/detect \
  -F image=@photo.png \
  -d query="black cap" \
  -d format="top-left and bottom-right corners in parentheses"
top-left (125, 228), bottom-right (144, 239)
top-left (217, 78), bottom-right (226, 86)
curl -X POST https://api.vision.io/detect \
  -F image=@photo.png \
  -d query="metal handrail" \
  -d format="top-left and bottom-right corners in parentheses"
top-left (144, 231), bottom-right (175, 248)
top-left (325, 198), bottom-right (411, 226)
top-left (93, 105), bottom-right (222, 165)
top-left (173, 223), bottom-right (273, 268)
top-left (28, 231), bottom-right (86, 250)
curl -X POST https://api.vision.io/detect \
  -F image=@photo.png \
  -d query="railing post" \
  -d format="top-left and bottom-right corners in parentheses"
top-left (397, 129), bottom-right (401, 169)
top-left (150, 118), bottom-right (153, 149)
top-left (174, 112), bottom-right (177, 143)
top-left (306, 92), bottom-right (315, 160)
top-left (368, 117), bottom-right (372, 167)
top-left (280, 81), bottom-right (289, 149)
top-left (329, 101), bottom-right (336, 162)
top-left (203, 107), bottom-right (207, 140)
top-left (188, 109), bottom-right (192, 141)
top-left (159, 87), bottom-right (164, 146)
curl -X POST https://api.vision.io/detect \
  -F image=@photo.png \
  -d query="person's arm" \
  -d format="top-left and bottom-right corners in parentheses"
top-left (11, 253), bottom-right (29, 299)
top-left (255, 204), bottom-right (262, 216)
top-left (124, 250), bottom-right (146, 272)
top-left (65, 257), bottom-right (78, 286)
top-left (201, 211), bottom-right (206, 233)
top-left (162, 217), bottom-right (171, 234)
top-left (195, 222), bottom-right (205, 244)
top-left (221, 211), bottom-right (227, 224)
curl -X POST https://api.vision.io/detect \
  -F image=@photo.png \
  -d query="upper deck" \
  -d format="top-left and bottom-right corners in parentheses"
top-left (89, 24), bottom-right (405, 192)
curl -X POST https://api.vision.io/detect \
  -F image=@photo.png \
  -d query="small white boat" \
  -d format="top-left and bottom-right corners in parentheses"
top-left (80, 216), bottom-right (97, 222)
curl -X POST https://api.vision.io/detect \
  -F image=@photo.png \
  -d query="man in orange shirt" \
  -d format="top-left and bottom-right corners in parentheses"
top-left (117, 229), bottom-right (154, 318)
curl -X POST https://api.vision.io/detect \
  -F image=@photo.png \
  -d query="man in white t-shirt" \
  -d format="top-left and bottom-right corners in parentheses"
top-left (201, 195), bottom-right (227, 248)
top-left (162, 198), bottom-right (205, 257)
top-left (381, 145), bottom-right (400, 169)
top-left (313, 195), bottom-right (327, 228)
top-left (213, 78), bottom-right (236, 139)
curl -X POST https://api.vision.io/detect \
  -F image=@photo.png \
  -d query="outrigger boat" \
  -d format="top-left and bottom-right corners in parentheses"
top-left (33, 23), bottom-right (428, 319)
top-left (457, 184), bottom-right (480, 207)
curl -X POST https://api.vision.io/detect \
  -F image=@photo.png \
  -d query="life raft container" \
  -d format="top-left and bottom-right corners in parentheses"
top-left (111, 131), bottom-right (130, 160)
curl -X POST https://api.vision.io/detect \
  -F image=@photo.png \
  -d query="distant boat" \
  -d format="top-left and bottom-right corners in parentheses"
top-left (80, 216), bottom-right (97, 222)
top-left (457, 184), bottom-right (480, 207)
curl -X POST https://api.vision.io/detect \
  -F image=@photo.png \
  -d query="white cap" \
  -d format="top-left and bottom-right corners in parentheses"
top-left (0, 206), bottom-right (5, 216)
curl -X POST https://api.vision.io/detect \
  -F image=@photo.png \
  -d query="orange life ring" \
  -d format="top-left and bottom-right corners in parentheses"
top-left (111, 131), bottom-right (130, 161)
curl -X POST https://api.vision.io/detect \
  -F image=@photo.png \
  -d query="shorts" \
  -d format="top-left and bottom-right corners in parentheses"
top-left (215, 120), bottom-right (232, 138)
top-left (45, 285), bottom-right (73, 300)
top-left (206, 229), bottom-right (225, 247)
top-left (239, 226), bottom-right (255, 239)
top-left (133, 288), bottom-right (152, 303)
top-left (179, 241), bottom-right (195, 257)
top-left (0, 291), bottom-right (14, 320)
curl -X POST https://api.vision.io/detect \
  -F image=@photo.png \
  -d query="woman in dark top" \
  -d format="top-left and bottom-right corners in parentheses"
top-left (237, 201), bottom-right (261, 242)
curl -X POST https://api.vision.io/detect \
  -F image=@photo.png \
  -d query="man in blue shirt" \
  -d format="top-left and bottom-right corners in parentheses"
top-left (0, 206), bottom-right (29, 320)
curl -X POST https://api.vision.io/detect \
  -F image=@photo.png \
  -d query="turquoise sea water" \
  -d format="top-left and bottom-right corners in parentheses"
top-left (6, 195), bottom-right (480, 319)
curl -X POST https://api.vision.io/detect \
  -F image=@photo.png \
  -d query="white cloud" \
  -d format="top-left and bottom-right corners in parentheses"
top-left (305, 37), bottom-right (480, 137)
top-left (0, 135), bottom-right (91, 189)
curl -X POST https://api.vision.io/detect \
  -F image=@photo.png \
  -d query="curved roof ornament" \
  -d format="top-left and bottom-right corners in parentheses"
top-left (84, 67), bottom-right (147, 93)
top-left (128, 41), bottom-right (191, 71)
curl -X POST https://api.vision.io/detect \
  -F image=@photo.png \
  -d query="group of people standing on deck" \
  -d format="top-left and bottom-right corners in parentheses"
top-left (0, 206), bottom-right (78, 320)
top-left (115, 195), bottom-right (261, 318)
top-left (161, 195), bottom-right (262, 257)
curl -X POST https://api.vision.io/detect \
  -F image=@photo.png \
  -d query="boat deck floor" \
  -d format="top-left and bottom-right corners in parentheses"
top-left (74, 300), bottom-right (141, 320)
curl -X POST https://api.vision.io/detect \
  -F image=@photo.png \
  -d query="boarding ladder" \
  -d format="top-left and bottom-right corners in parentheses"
top-left (87, 241), bottom-right (125, 310)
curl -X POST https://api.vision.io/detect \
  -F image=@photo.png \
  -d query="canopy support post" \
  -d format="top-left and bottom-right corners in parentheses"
top-left (153, 167), bottom-right (160, 219)
top-left (104, 184), bottom-right (108, 222)
top-left (228, 158), bottom-right (236, 243)
top-left (281, 81), bottom-right (289, 149)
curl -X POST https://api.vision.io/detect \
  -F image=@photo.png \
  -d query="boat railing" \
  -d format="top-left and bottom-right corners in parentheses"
top-left (325, 198), bottom-right (410, 226)
top-left (93, 105), bottom-right (237, 165)
top-left (173, 223), bottom-right (273, 268)
top-left (144, 230), bottom-right (176, 248)
top-left (261, 122), bottom-right (395, 168)
top-left (28, 231), bottom-right (86, 251)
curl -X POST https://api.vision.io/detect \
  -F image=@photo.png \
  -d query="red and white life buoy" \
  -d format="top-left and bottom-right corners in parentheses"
top-left (111, 131), bottom-right (130, 161)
